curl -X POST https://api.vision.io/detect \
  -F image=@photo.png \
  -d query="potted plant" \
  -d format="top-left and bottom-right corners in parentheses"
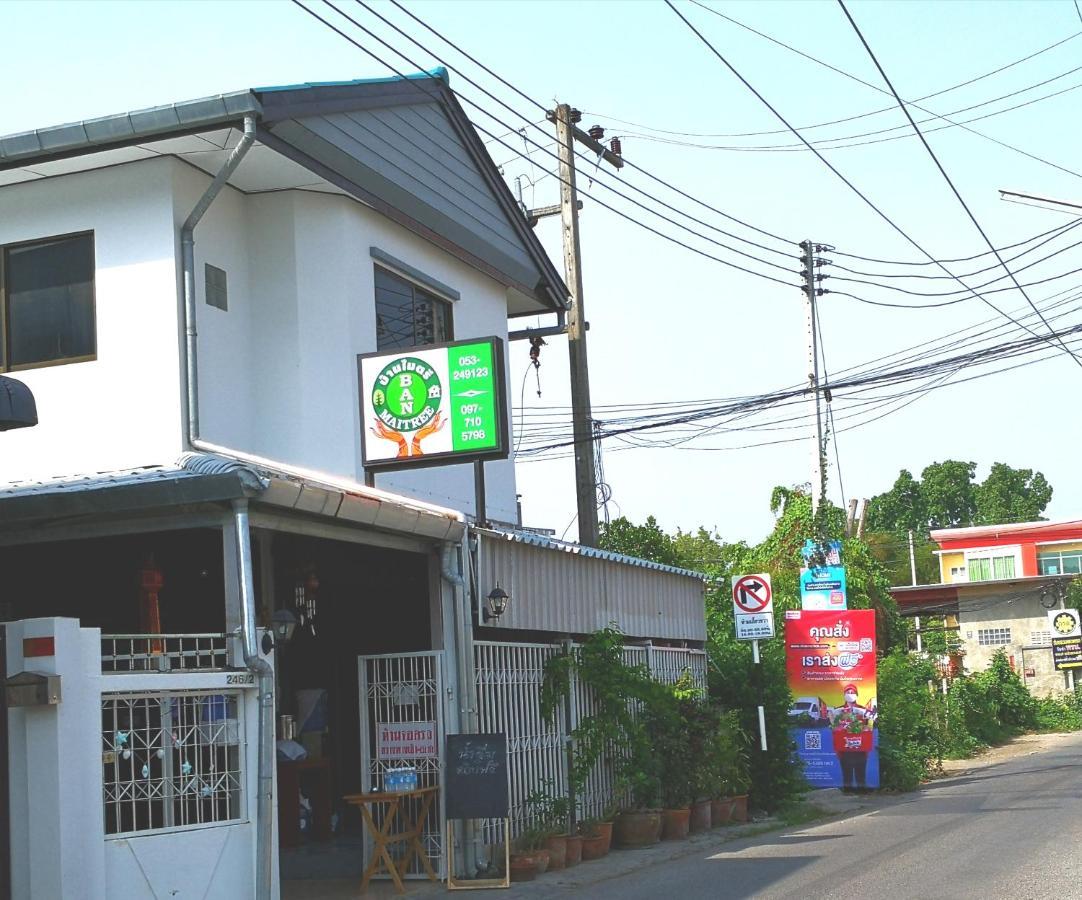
top-left (509, 826), bottom-right (550, 882)
top-left (527, 781), bottom-right (572, 870)
top-left (542, 628), bottom-right (662, 852)
top-left (685, 700), bottom-right (717, 834)
top-left (578, 815), bottom-right (613, 860)
top-left (706, 708), bottom-right (750, 826)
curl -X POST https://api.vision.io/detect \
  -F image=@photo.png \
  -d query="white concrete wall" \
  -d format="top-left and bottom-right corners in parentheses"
top-left (176, 164), bottom-right (519, 521)
top-left (1, 156), bottom-right (520, 520)
top-left (6, 618), bottom-right (106, 899)
top-left (959, 593), bottom-right (1069, 695)
top-left (0, 159), bottom-right (184, 481)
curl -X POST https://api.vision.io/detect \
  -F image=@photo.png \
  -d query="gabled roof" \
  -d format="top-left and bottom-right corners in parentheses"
top-left (0, 71), bottom-right (568, 316)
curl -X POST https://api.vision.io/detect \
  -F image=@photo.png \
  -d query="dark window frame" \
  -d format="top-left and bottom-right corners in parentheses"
top-left (374, 263), bottom-right (454, 351)
top-left (0, 230), bottom-right (97, 372)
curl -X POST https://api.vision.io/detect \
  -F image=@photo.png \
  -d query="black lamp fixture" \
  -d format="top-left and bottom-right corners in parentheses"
top-left (262, 608), bottom-right (299, 653)
top-left (484, 584), bottom-right (510, 623)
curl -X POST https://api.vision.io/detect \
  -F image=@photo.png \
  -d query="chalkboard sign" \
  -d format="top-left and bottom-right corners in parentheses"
top-left (445, 733), bottom-right (509, 820)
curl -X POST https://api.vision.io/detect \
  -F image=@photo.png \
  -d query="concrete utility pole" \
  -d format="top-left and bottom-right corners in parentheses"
top-left (549, 104), bottom-right (623, 547)
top-left (909, 529), bottom-right (922, 652)
top-left (799, 241), bottom-right (831, 517)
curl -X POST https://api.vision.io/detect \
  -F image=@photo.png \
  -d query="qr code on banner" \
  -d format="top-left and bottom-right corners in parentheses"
top-left (804, 731), bottom-right (822, 751)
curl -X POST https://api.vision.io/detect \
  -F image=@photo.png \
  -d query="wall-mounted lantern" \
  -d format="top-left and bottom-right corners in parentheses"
top-left (262, 608), bottom-right (299, 654)
top-left (484, 584), bottom-right (510, 623)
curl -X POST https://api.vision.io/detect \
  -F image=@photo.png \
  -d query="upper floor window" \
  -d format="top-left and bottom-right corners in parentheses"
top-left (967, 555), bottom-right (1015, 582)
top-left (1, 232), bottom-right (95, 371)
top-left (374, 265), bottom-right (452, 351)
top-left (1038, 549), bottom-right (1082, 576)
top-left (977, 627), bottom-right (1011, 647)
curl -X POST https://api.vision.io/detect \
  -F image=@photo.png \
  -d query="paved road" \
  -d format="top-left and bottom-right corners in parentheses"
top-left (552, 731), bottom-right (1082, 899)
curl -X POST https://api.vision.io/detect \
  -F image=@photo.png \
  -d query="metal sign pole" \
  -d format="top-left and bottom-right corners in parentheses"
top-left (752, 639), bottom-right (767, 751)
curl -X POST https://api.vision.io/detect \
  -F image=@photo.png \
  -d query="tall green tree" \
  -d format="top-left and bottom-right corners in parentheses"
top-left (974, 463), bottom-right (1052, 525)
top-left (866, 460), bottom-right (1053, 532)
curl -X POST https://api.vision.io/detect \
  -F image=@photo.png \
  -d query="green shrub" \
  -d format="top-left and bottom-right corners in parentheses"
top-left (876, 650), bottom-right (945, 790)
top-left (1034, 691), bottom-right (1082, 732)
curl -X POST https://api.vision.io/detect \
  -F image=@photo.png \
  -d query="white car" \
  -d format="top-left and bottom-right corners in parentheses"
top-left (788, 696), bottom-right (830, 723)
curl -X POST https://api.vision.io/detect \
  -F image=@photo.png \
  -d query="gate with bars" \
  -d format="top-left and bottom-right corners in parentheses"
top-left (355, 642), bottom-right (708, 872)
top-left (473, 640), bottom-right (708, 840)
top-left (357, 651), bottom-right (447, 879)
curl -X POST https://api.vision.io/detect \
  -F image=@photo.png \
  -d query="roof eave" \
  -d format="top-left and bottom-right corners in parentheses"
top-left (0, 91), bottom-right (262, 171)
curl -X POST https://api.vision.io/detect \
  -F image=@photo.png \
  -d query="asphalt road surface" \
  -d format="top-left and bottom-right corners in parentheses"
top-left (560, 731), bottom-right (1082, 899)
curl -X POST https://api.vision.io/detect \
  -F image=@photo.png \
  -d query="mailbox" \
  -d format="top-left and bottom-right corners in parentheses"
top-left (5, 671), bottom-right (61, 707)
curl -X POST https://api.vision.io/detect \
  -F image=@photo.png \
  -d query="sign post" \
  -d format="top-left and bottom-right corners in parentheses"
top-left (1048, 608), bottom-right (1082, 685)
top-left (733, 574), bottom-right (774, 751)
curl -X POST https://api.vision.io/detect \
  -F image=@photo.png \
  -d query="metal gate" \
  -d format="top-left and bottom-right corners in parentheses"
top-left (358, 651), bottom-right (446, 878)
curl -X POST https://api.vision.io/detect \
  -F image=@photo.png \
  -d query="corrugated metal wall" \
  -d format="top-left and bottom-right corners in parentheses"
top-left (477, 533), bottom-right (707, 642)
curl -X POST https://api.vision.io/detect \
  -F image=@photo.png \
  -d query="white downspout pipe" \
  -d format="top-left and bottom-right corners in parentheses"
top-left (182, 114), bottom-right (257, 448)
top-left (233, 499), bottom-right (275, 900)
top-left (177, 116), bottom-right (271, 898)
top-left (441, 537), bottom-right (479, 874)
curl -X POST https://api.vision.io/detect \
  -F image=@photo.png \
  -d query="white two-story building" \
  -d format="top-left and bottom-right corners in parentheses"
top-left (0, 71), bottom-right (706, 898)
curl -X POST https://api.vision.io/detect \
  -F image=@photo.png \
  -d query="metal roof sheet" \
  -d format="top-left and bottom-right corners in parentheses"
top-left (475, 526), bottom-right (706, 580)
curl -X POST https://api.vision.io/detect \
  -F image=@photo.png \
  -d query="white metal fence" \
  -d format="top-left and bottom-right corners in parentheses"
top-left (101, 633), bottom-right (230, 673)
top-left (473, 641), bottom-right (708, 838)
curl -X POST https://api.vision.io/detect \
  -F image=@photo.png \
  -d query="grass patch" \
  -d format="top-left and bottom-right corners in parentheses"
top-left (773, 799), bottom-right (834, 827)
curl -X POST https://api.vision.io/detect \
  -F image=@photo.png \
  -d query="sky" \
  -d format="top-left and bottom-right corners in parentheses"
top-left (3, 0), bottom-right (1081, 545)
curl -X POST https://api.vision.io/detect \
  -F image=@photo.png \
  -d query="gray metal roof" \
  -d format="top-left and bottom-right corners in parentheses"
top-left (0, 92), bottom-right (261, 167)
top-left (475, 526), bottom-right (707, 580)
top-left (0, 72), bottom-right (568, 315)
top-left (0, 453), bottom-right (464, 541)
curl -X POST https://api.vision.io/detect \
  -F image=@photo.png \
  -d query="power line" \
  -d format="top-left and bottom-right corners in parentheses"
top-left (836, 0), bottom-right (1082, 371)
top-left (293, 0), bottom-right (802, 287)
top-left (382, 0), bottom-right (798, 249)
top-left (667, 1), bottom-right (1082, 140)
top-left (664, 0), bottom-right (1077, 360)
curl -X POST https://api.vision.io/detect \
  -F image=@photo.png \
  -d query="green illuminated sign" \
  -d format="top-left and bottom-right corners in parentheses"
top-left (358, 336), bottom-right (508, 470)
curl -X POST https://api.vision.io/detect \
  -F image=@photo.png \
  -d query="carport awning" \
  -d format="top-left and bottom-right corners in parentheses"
top-left (0, 452), bottom-right (466, 543)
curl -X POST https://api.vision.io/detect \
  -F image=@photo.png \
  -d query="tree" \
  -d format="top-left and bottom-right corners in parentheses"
top-left (919, 460), bottom-right (978, 528)
top-left (866, 460), bottom-right (1053, 533)
top-left (598, 515), bottom-right (678, 566)
top-left (865, 470), bottom-right (925, 535)
top-left (974, 463), bottom-right (1052, 525)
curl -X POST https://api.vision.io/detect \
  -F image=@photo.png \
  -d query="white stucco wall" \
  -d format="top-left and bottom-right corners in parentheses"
top-left (0, 158), bottom-right (184, 481)
top-left (175, 159), bottom-right (519, 521)
top-left (0, 155), bottom-right (520, 519)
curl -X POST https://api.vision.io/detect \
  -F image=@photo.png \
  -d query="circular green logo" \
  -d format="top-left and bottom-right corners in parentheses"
top-left (371, 357), bottom-right (443, 432)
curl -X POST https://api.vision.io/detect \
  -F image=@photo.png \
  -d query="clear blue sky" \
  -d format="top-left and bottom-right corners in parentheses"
top-left (4, 1), bottom-right (1080, 543)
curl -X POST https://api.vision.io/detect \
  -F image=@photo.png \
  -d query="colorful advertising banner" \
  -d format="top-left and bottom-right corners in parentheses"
top-left (799, 565), bottom-right (849, 611)
top-left (358, 337), bottom-right (508, 470)
top-left (785, 609), bottom-right (878, 789)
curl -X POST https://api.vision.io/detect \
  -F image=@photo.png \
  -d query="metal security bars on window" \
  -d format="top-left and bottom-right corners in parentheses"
top-left (102, 691), bottom-right (245, 837)
top-left (101, 634), bottom-right (229, 673)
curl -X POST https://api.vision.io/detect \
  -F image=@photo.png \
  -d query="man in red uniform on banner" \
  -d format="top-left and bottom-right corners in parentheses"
top-left (831, 683), bottom-right (875, 788)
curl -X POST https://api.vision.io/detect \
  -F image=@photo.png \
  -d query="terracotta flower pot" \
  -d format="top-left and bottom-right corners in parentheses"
top-left (614, 810), bottom-right (661, 848)
top-left (689, 800), bottom-right (712, 834)
top-left (543, 834), bottom-right (568, 870)
top-left (564, 834), bottom-right (583, 866)
top-left (510, 851), bottom-right (545, 882)
top-left (535, 848), bottom-right (551, 874)
top-left (710, 797), bottom-right (734, 826)
top-left (661, 807), bottom-right (691, 841)
top-left (579, 820), bottom-right (613, 860)
top-left (730, 794), bottom-right (749, 823)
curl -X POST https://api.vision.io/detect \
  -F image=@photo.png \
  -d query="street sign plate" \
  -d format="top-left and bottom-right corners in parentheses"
top-left (732, 574), bottom-right (773, 615)
top-left (1049, 608), bottom-right (1081, 639)
top-left (735, 612), bottom-right (775, 641)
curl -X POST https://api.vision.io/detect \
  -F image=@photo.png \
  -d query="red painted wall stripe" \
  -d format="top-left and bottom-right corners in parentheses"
top-left (22, 637), bottom-right (54, 658)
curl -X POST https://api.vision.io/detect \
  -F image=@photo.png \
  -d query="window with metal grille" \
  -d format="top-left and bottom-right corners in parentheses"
top-left (205, 263), bottom-right (228, 311)
top-left (977, 627), bottom-right (1011, 647)
top-left (374, 265), bottom-right (452, 350)
top-left (102, 691), bottom-right (244, 836)
top-left (0, 231), bottom-right (95, 370)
